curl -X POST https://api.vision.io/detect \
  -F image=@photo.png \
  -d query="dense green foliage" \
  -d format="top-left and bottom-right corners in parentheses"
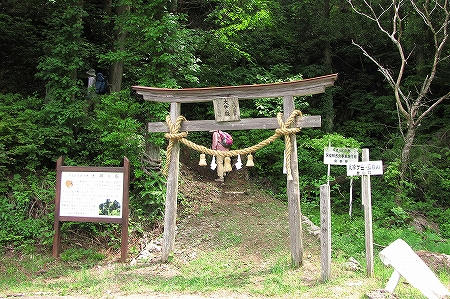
top-left (0, 0), bottom-right (448, 255)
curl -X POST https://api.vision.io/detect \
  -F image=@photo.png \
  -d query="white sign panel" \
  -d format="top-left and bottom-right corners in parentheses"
top-left (324, 147), bottom-right (359, 165)
top-left (60, 172), bottom-right (123, 218)
top-left (347, 161), bottom-right (383, 176)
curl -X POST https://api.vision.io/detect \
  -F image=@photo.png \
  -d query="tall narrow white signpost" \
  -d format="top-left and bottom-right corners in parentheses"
top-left (347, 148), bottom-right (383, 277)
top-left (322, 146), bottom-right (358, 281)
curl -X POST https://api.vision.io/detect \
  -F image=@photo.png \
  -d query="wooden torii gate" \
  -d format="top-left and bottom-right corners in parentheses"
top-left (133, 74), bottom-right (337, 266)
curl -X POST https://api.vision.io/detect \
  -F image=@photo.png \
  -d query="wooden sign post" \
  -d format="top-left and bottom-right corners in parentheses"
top-left (321, 146), bottom-right (359, 280)
top-left (362, 149), bottom-right (374, 277)
top-left (320, 183), bottom-right (331, 281)
top-left (52, 156), bottom-right (130, 262)
top-left (133, 74), bottom-right (338, 266)
top-left (346, 148), bottom-right (383, 277)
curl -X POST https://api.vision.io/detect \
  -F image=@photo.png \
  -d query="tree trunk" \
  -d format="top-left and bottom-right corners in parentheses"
top-left (321, 0), bottom-right (334, 132)
top-left (170, 0), bottom-right (178, 14)
top-left (109, 5), bottom-right (129, 92)
top-left (104, 0), bottom-right (112, 14)
top-left (400, 121), bottom-right (416, 181)
top-left (395, 120), bottom-right (416, 204)
top-left (141, 143), bottom-right (161, 172)
top-left (110, 56), bottom-right (124, 92)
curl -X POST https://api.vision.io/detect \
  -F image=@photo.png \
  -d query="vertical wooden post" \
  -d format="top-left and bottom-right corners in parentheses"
top-left (161, 102), bottom-right (181, 262)
top-left (362, 148), bottom-right (374, 277)
top-left (320, 184), bottom-right (331, 281)
top-left (120, 157), bottom-right (130, 262)
top-left (52, 156), bottom-right (63, 258)
top-left (283, 95), bottom-right (304, 268)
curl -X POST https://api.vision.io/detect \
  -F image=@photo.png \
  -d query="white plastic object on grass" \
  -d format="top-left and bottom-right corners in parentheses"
top-left (379, 239), bottom-right (449, 299)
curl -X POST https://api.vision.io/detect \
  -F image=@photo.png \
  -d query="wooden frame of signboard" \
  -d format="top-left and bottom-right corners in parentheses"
top-left (133, 74), bottom-right (338, 267)
top-left (52, 156), bottom-right (130, 262)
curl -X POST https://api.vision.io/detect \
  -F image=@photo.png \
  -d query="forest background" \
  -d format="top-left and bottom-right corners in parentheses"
top-left (0, 0), bottom-right (449, 260)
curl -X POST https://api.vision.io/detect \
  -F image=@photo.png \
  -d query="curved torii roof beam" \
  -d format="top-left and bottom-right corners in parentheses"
top-left (132, 74), bottom-right (337, 103)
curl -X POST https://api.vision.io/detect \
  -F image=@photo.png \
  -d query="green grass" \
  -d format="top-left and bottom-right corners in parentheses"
top-left (301, 200), bottom-right (450, 257)
top-left (2, 241), bottom-right (449, 298)
top-left (2, 183), bottom-right (449, 298)
top-left (60, 248), bottom-right (105, 264)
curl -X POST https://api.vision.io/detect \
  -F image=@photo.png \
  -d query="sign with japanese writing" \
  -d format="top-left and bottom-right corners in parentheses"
top-left (324, 147), bottom-right (359, 165)
top-left (53, 157), bottom-right (130, 262)
top-left (213, 97), bottom-right (240, 122)
top-left (346, 161), bottom-right (383, 176)
top-left (60, 171), bottom-right (123, 218)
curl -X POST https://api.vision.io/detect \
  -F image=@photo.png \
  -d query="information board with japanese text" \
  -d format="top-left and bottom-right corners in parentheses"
top-left (324, 147), bottom-right (359, 165)
top-left (346, 161), bottom-right (383, 176)
top-left (53, 157), bottom-right (130, 262)
top-left (60, 171), bottom-right (123, 218)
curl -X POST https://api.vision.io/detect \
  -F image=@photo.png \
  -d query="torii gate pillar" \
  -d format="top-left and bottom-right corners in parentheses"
top-left (284, 95), bottom-right (303, 267)
top-left (161, 102), bottom-right (181, 260)
top-left (133, 74), bottom-right (338, 266)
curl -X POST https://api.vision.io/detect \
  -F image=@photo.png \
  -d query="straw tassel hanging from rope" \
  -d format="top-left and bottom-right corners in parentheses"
top-left (224, 157), bottom-right (232, 172)
top-left (198, 154), bottom-right (207, 166)
top-left (246, 154), bottom-right (254, 167)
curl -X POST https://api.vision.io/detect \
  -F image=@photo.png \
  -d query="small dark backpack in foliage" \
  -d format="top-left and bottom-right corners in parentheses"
top-left (95, 73), bottom-right (107, 94)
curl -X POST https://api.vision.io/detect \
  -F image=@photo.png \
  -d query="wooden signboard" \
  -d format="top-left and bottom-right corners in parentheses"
top-left (52, 156), bottom-right (130, 262)
top-left (213, 97), bottom-right (240, 122)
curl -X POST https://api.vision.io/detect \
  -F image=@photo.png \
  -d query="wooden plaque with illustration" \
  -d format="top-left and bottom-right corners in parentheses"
top-left (52, 156), bottom-right (130, 262)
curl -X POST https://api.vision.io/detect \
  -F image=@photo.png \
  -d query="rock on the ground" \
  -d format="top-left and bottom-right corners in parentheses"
top-left (302, 215), bottom-right (320, 238)
top-left (366, 289), bottom-right (399, 299)
top-left (416, 250), bottom-right (450, 273)
top-left (131, 238), bottom-right (163, 264)
top-left (344, 257), bottom-right (361, 272)
top-left (410, 212), bottom-right (440, 233)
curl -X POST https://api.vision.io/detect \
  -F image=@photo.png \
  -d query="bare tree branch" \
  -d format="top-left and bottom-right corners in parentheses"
top-left (351, 0), bottom-right (449, 124)
top-left (351, 39), bottom-right (410, 118)
top-left (350, 0), bottom-right (449, 179)
top-left (396, 102), bottom-right (406, 140)
top-left (348, 0), bottom-right (394, 36)
top-left (413, 0), bottom-right (449, 105)
top-left (415, 92), bottom-right (450, 125)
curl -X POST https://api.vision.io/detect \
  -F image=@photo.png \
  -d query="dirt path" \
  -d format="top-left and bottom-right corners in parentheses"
top-left (175, 167), bottom-right (322, 281)
top-left (118, 167), bottom-right (379, 298)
